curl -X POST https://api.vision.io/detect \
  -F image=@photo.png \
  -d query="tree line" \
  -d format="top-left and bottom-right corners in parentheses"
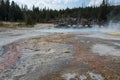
top-left (0, 0), bottom-right (120, 25)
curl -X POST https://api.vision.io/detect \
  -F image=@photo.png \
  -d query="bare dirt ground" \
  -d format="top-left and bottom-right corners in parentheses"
top-left (0, 24), bottom-right (120, 80)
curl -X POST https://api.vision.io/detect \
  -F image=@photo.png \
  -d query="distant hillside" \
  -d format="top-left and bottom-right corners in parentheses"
top-left (0, 0), bottom-right (120, 25)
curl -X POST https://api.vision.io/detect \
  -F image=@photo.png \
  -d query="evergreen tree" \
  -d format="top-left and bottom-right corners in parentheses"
top-left (5, 0), bottom-right (10, 21)
top-left (9, 1), bottom-right (15, 21)
top-left (0, 0), bottom-right (119, 25)
top-left (0, 0), bottom-right (6, 20)
top-left (98, 0), bottom-right (110, 22)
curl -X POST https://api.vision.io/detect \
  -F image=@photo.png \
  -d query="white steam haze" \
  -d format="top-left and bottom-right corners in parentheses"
top-left (92, 21), bottom-right (120, 32)
top-left (106, 21), bottom-right (120, 32)
top-left (34, 22), bottom-right (120, 34)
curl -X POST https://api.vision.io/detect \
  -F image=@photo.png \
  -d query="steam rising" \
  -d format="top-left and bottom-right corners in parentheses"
top-left (93, 21), bottom-right (120, 32)
top-left (35, 21), bottom-right (120, 33)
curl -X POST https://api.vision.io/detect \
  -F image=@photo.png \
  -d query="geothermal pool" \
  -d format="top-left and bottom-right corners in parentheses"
top-left (0, 24), bottom-right (120, 80)
top-left (34, 27), bottom-right (120, 33)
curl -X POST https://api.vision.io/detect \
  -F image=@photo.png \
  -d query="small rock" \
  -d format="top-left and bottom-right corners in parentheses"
top-left (64, 51), bottom-right (70, 53)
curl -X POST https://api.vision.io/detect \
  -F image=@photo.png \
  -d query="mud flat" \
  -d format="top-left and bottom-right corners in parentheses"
top-left (0, 25), bottom-right (120, 80)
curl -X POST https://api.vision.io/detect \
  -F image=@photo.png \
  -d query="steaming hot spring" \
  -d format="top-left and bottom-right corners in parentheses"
top-left (0, 23), bottom-right (120, 80)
